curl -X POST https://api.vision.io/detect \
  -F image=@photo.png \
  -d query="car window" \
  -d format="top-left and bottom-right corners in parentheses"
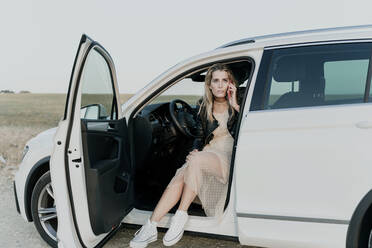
top-left (268, 79), bottom-right (299, 106)
top-left (251, 43), bottom-right (372, 110)
top-left (149, 77), bottom-right (204, 106)
top-left (324, 59), bottom-right (368, 102)
top-left (79, 48), bottom-right (116, 120)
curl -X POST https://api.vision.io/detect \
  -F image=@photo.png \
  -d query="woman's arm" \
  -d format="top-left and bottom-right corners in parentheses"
top-left (231, 104), bottom-right (240, 112)
top-left (228, 82), bottom-right (240, 112)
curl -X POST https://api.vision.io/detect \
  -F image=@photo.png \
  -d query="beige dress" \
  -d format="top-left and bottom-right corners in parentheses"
top-left (167, 109), bottom-right (234, 217)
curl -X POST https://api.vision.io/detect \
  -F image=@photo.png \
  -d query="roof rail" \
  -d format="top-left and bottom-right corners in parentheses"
top-left (217, 24), bottom-right (372, 49)
top-left (219, 39), bottom-right (255, 48)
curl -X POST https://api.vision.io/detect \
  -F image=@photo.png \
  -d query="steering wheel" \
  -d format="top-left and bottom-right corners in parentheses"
top-left (169, 99), bottom-right (198, 138)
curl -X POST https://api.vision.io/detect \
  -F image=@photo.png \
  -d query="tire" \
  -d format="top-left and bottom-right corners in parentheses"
top-left (31, 171), bottom-right (58, 248)
top-left (355, 210), bottom-right (372, 248)
top-left (363, 220), bottom-right (372, 248)
top-left (359, 208), bottom-right (372, 248)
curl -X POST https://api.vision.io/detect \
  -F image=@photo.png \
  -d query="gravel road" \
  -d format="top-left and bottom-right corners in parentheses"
top-left (0, 165), bottom-right (252, 248)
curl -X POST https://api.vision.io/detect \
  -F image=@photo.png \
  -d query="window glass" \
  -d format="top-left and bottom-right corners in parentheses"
top-left (324, 60), bottom-right (368, 102)
top-left (150, 77), bottom-right (204, 106)
top-left (255, 43), bottom-right (372, 110)
top-left (268, 79), bottom-right (299, 106)
top-left (80, 48), bottom-right (115, 120)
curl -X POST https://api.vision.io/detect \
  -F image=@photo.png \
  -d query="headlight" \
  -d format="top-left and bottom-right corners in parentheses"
top-left (21, 145), bottom-right (29, 161)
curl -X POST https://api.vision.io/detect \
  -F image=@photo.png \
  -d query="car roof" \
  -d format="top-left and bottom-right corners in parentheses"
top-left (218, 24), bottom-right (372, 49)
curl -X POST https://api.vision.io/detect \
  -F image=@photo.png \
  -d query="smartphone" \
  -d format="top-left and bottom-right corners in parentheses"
top-left (227, 81), bottom-right (231, 99)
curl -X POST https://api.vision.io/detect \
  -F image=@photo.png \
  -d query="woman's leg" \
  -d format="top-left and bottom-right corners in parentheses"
top-left (161, 151), bottom-right (226, 246)
top-left (130, 168), bottom-right (187, 247)
top-left (178, 183), bottom-right (196, 211)
top-left (150, 176), bottom-right (184, 222)
top-left (151, 150), bottom-right (225, 221)
top-left (178, 151), bottom-right (225, 211)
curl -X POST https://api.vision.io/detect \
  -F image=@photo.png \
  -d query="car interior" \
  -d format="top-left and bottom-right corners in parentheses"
top-left (79, 59), bottom-right (252, 235)
top-left (130, 60), bottom-right (252, 216)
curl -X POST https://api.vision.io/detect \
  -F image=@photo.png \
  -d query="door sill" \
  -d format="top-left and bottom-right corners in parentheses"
top-left (122, 208), bottom-right (238, 237)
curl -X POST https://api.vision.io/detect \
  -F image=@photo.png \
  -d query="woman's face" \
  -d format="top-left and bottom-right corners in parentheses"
top-left (209, 70), bottom-right (229, 99)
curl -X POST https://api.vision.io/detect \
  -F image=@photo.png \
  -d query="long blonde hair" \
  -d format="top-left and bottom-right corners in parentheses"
top-left (198, 63), bottom-right (237, 122)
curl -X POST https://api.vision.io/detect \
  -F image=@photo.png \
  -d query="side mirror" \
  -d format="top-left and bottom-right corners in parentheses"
top-left (80, 104), bottom-right (109, 120)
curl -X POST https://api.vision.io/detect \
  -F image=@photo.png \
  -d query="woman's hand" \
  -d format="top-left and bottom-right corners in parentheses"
top-left (186, 149), bottom-right (198, 163)
top-left (228, 82), bottom-right (240, 112)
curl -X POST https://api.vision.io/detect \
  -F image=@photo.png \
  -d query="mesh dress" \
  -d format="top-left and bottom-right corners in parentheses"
top-left (166, 109), bottom-right (234, 217)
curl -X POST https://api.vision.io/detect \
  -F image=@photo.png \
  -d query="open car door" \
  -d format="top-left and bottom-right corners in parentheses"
top-left (50, 34), bottom-right (133, 247)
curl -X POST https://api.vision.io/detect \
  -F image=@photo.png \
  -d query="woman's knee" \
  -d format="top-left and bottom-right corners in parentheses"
top-left (186, 155), bottom-right (199, 169)
top-left (187, 151), bottom-right (203, 165)
top-left (185, 160), bottom-right (202, 179)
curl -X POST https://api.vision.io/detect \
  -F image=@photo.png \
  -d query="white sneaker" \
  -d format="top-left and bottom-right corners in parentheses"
top-left (163, 210), bottom-right (189, 246)
top-left (130, 219), bottom-right (157, 248)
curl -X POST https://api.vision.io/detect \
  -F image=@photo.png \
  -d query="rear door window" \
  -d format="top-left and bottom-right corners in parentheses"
top-left (324, 59), bottom-right (368, 103)
top-left (251, 43), bottom-right (372, 110)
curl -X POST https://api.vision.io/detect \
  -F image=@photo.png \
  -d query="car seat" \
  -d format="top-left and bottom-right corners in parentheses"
top-left (271, 56), bottom-right (325, 109)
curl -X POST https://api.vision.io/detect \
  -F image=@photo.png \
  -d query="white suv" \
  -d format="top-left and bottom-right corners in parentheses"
top-left (14, 25), bottom-right (372, 248)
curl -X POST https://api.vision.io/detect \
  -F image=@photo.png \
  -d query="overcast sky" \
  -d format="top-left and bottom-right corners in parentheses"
top-left (1, 0), bottom-right (372, 93)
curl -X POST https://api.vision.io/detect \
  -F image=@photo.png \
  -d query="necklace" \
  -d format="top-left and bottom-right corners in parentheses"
top-left (213, 100), bottom-right (228, 115)
top-left (214, 100), bottom-right (227, 105)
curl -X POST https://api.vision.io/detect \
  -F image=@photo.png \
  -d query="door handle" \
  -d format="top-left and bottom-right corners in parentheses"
top-left (107, 126), bottom-right (115, 131)
top-left (107, 123), bottom-right (117, 131)
top-left (355, 121), bottom-right (372, 129)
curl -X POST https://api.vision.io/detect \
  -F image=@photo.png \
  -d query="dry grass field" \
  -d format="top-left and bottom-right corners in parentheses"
top-left (0, 93), bottom-right (133, 166)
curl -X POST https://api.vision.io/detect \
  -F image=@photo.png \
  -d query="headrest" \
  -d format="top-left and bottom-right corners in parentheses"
top-left (273, 55), bottom-right (306, 82)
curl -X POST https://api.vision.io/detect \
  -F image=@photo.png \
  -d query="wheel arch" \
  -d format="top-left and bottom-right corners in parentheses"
top-left (24, 156), bottom-right (50, 221)
top-left (346, 189), bottom-right (372, 248)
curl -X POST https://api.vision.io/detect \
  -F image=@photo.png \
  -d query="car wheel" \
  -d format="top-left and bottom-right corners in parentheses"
top-left (31, 171), bottom-right (58, 248)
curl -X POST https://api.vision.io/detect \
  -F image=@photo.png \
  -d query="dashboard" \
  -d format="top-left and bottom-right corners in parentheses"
top-left (133, 101), bottom-right (197, 171)
top-left (140, 102), bottom-right (178, 145)
top-left (133, 102), bottom-right (179, 169)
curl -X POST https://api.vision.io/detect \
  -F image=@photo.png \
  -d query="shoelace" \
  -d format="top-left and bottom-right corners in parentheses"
top-left (134, 226), bottom-right (143, 236)
top-left (134, 223), bottom-right (151, 237)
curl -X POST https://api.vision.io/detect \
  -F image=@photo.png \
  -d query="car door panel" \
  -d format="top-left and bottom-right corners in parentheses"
top-left (235, 105), bottom-right (371, 247)
top-left (51, 34), bottom-right (133, 248)
top-left (81, 118), bottom-right (132, 235)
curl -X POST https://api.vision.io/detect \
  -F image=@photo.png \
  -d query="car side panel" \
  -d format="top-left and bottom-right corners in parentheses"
top-left (14, 128), bottom-right (56, 222)
top-left (235, 103), bottom-right (372, 247)
top-left (237, 218), bottom-right (347, 248)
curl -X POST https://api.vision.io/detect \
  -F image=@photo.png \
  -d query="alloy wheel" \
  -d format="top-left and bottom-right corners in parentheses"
top-left (37, 182), bottom-right (58, 241)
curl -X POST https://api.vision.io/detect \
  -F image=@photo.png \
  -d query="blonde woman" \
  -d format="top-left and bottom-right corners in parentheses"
top-left (130, 63), bottom-right (240, 247)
